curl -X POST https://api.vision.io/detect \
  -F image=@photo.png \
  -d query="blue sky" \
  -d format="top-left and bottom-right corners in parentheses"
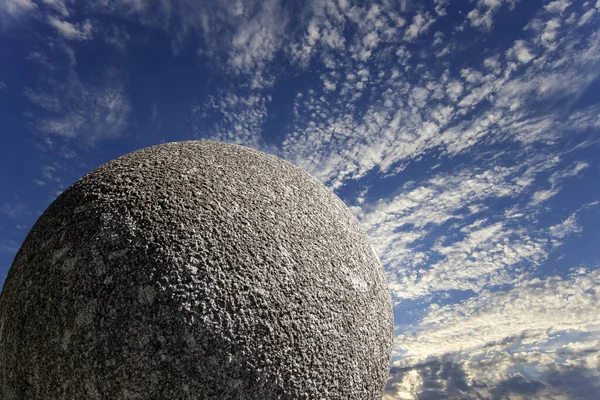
top-left (1, 0), bottom-right (600, 398)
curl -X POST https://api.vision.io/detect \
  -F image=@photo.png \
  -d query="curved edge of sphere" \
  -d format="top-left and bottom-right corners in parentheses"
top-left (0, 140), bottom-right (394, 400)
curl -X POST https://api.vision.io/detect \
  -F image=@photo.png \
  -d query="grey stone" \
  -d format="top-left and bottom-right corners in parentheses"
top-left (0, 141), bottom-right (393, 399)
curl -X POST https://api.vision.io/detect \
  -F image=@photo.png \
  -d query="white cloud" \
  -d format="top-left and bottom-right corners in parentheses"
top-left (531, 187), bottom-right (560, 204)
top-left (0, 0), bottom-right (36, 17)
top-left (323, 79), bottom-right (336, 91)
top-left (549, 213), bottom-right (582, 239)
top-left (228, 0), bottom-right (287, 74)
top-left (23, 87), bottom-right (62, 112)
top-left (0, 203), bottom-right (28, 219)
top-left (432, 31), bottom-right (443, 46)
top-left (349, 150), bottom-right (593, 304)
top-left (410, 87), bottom-right (429, 108)
top-left (445, 81), bottom-right (463, 102)
top-left (279, 0), bottom-right (600, 193)
top-left (540, 18), bottom-right (561, 46)
top-left (386, 343), bottom-right (600, 398)
top-left (579, 8), bottom-right (597, 26)
top-left (434, 0), bottom-right (449, 16)
top-left (356, 165), bottom-right (532, 297)
top-left (0, 241), bottom-right (20, 254)
top-left (385, 265), bottom-right (600, 398)
top-left (288, 0), bottom-right (348, 65)
top-left (48, 17), bottom-right (93, 40)
top-left (189, 90), bottom-right (268, 149)
top-left (82, 0), bottom-right (290, 86)
top-left (19, 0), bottom-right (594, 173)
top-left (506, 40), bottom-right (535, 64)
top-left (23, 43), bottom-right (131, 145)
top-left (467, 0), bottom-right (522, 30)
top-left (403, 12), bottom-right (435, 41)
top-left (545, 0), bottom-right (571, 14)
top-left (101, 24), bottom-right (130, 53)
top-left (531, 161), bottom-right (588, 205)
top-left (395, 268), bottom-right (600, 364)
top-left (35, 86), bottom-right (130, 141)
top-left (41, 0), bottom-right (68, 16)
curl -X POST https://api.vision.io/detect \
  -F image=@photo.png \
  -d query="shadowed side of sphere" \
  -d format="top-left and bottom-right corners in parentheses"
top-left (0, 141), bottom-right (393, 399)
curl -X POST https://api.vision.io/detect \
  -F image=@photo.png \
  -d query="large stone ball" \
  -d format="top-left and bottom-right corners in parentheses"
top-left (0, 141), bottom-right (393, 399)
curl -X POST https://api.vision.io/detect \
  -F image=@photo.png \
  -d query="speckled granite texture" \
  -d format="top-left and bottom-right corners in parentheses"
top-left (0, 141), bottom-right (393, 399)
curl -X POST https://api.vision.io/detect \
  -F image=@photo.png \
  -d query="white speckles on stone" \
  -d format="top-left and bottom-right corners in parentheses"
top-left (61, 329), bottom-right (72, 351)
top-left (156, 334), bottom-right (166, 344)
top-left (184, 333), bottom-right (197, 351)
top-left (340, 265), bottom-right (369, 292)
top-left (75, 300), bottom-right (97, 327)
top-left (137, 328), bottom-right (152, 347)
top-left (123, 216), bottom-right (140, 235)
top-left (137, 286), bottom-right (156, 306)
top-left (185, 262), bottom-right (199, 275)
top-left (349, 275), bottom-right (368, 292)
top-left (73, 205), bottom-right (88, 214)
top-left (2, 387), bottom-right (16, 400)
top-left (180, 300), bottom-right (193, 314)
top-left (278, 245), bottom-right (294, 266)
top-left (108, 248), bottom-right (129, 260)
top-left (121, 388), bottom-right (140, 399)
top-left (61, 256), bottom-right (78, 273)
top-left (229, 379), bottom-right (244, 389)
top-left (85, 380), bottom-right (101, 399)
top-left (94, 260), bottom-right (106, 276)
top-left (100, 213), bottom-right (114, 224)
top-left (149, 373), bottom-right (159, 387)
top-left (53, 246), bottom-right (71, 262)
top-left (253, 287), bottom-right (269, 298)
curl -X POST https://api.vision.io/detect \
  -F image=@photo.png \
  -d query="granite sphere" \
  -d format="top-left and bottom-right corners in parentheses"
top-left (0, 141), bottom-right (393, 399)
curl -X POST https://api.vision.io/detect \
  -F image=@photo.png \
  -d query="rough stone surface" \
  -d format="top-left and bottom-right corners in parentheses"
top-left (0, 141), bottom-right (393, 399)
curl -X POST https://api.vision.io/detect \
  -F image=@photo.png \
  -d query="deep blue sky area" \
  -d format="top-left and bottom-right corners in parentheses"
top-left (1, 0), bottom-right (600, 398)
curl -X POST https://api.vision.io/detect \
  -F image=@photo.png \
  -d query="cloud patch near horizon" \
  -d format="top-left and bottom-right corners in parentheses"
top-left (385, 267), bottom-right (600, 399)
